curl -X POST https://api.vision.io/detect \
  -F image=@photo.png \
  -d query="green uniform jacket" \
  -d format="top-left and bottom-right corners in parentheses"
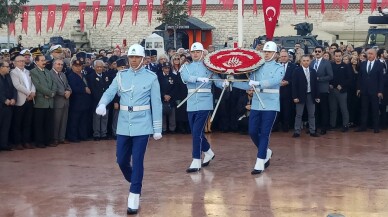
top-left (30, 67), bottom-right (57, 108)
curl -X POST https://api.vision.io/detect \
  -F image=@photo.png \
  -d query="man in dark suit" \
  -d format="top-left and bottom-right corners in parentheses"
top-left (310, 46), bottom-right (333, 135)
top-left (0, 60), bottom-right (17, 151)
top-left (67, 59), bottom-right (92, 142)
top-left (277, 51), bottom-right (296, 132)
top-left (377, 48), bottom-right (388, 129)
top-left (356, 48), bottom-right (384, 133)
top-left (89, 60), bottom-right (110, 140)
top-left (50, 59), bottom-right (72, 145)
top-left (292, 54), bottom-right (320, 137)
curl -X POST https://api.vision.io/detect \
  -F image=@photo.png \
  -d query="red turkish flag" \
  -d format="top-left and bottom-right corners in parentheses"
top-left (304, 0), bottom-right (309, 17)
top-left (201, 0), bottom-right (206, 16)
top-left (242, 0), bottom-right (245, 16)
top-left (359, 0), bottom-right (363, 13)
top-left (132, 0), bottom-right (140, 25)
top-left (253, 0), bottom-right (257, 15)
top-left (119, 0), bottom-right (127, 25)
top-left (293, 0), bottom-right (297, 14)
top-left (59, 3), bottom-right (69, 31)
top-left (79, 2), bottom-right (87, 32)
top-left (92, 1), bottom-right (100, 27)
top-left (332, 0), bottom-right (340, 8)
top-left (341, 0), bottom-right (349, 10)
top-left (21, 6), bottom-right (29, 34)
top-left (188, 0), bottom-right (193, 16)
top-left (371, 0), bottom-right (377, 12)
top-left (106, 0), bottom-right (115, 27)
top-left (47, 5), bottom-right (56, 32)
top-left (223, 0), bottom-right (233, 10)
top-left (147, 0), bottom-right (154, 25)
top-left (382, 0), bottom-right (388, 8)
top-left (321, 0), bottom-right (325, 13)
top-left (35, 5), bottom-right (43, 35)
top-left (9, 22), bottom-right (15, 36)
top-left (262, 0), bottom-right (281, 40)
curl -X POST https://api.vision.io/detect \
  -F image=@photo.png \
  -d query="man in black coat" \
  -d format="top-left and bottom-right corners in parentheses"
top-left (277, 51), bottom-right (296, 132)
top-left (377, 48), bottom-right (388, 129)
top-left (89, 60), bottom-right (110, 140)
top-left (66, 59), bottom-right (92, 142)
top-left (0, 61), bottom-right (17, 151)
top-left (356, 48), bottom-right (384, 133)
top-left (292, 54), bottom-right (320, 138)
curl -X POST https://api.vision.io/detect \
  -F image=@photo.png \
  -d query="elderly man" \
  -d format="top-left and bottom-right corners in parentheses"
top-left (0, 60), bottom-right (17, 151)
top-left (46, 45), bottom-right (66, 72)
top-left (67, 58), bottom-right (92, 142)
top-left (89, 60), bottom-right (110, 140)
top-left (31, 55), bottom-right (57, 148)
top-left (50, 59), bottom-right (72, 145)
top-left (10, 55), bottom-right (36, 150)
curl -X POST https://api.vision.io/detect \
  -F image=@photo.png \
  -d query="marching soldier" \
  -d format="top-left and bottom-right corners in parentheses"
top-left (96, 44), bottom-right (162, 215)
top-left (180, 42), bottom-right (228, 173)
top-left (233, 41), bottom-right (284, 175)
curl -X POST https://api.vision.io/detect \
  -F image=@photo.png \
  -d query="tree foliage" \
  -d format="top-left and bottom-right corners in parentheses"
top-left (0, 0), bottom-right (30, 28)
top-left (157, 0), bottom-right (188, 28)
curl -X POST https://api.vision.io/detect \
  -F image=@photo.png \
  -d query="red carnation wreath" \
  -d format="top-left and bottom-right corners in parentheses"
top-left (204, 48), bottom-right (265, 74)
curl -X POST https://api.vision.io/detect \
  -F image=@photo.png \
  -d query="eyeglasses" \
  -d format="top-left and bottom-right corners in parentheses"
top-left (315, 50), bottom-right (322, 53)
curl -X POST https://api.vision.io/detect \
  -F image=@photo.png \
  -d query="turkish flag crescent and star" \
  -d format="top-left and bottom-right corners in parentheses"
top-left (106, 0), bottom-right (115, 27)
top-left (59, 3), bottom-right (69, 31)
top-left (262, 0), bottom-right (281, 41)
top-left (47, 5), bottom-right (56, 32)
top-left (21, 6), bottom-right (29, 34)
top-left (35, 5), bottom-right (43, 35)
top-left (132, 0), bottom-right (140, 25)
top-left (79, 2), bottom-right (87, 32)
top-left (147, 0), bottom-right (154, 25)
top-left (92, 1), bottom-right (100, 27)
top-left (119, 0), bottom-right (127, 25)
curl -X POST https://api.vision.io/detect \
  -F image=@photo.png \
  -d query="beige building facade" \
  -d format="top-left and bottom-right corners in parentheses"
top-left (0, 3), bottom-right (378, 49)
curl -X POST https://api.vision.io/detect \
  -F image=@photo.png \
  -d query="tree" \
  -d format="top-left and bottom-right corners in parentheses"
top-left (157, 0), bottom-right (188, 49)
top-left (0, 0), bottom-right (29, 48)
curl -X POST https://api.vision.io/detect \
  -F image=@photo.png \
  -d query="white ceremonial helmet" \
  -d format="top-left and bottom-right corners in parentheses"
top-left (263, 41), bottom-right (278, 52)
top-left (127, 44), bottom-right (145, 57)
top-left (190, 42), bottom-right (204, 52)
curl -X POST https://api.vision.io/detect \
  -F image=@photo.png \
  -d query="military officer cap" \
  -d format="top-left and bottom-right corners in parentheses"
top-left (116, 58), bottom-right (127, 67)
top-left (20, 49), bottom-right (31, 56)
top-left (76, 51), bottom-right (87, 63)
top-left (161, 62), bottom-right (171, 68)
top-left (108, 55), bottom-right (119, 64)
top-left (9, 47), bottom-right (21, 61)
top-left (150, 49), bottom-right (157, 56)
top-left (72, 58), bottom-right (83, 66)
top-left (145, 50), bottom-right (151, 57)
top-left (86, 53), bottom-right (92, 59)
top-left (49, 44), bottom-right (63, 53)
top-left (30, 47), bottom-right (43, 58)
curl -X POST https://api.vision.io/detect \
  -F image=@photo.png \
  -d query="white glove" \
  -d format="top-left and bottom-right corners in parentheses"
top-left (197, 77), bottom-right (209, 83)
top-left (153, 133), bottom-right (162, 140)
top-left (96, 104), bottom-right (107, 116)
top-left (249, 80), bottom-right (260, 87)
top-left (222, 80), bottom-right (230, 88)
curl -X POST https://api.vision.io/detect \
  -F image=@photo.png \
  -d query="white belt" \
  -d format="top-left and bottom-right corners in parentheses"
top-left (188, 89), bottom-right (211, 93)
top-left (120, 105), bottom-right (150, 112)
top-left (259, 89), bottom-right (279, 94)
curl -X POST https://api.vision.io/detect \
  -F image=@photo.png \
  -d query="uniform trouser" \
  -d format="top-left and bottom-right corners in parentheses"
top-left (249, 110), bottom-right (277, 159)
top-left (163, 107), bottom-right (176, 132)
top-left (67, 110), bottom-right (89, 141)
top-left (34, 108), bottom-right (54, 146)
top-left (295, 94), bottom-right (316, 134)
top-left (360, 93), bottom-right (380, 130)
top-left (116, 135), bottom-right (149, 194)
top-left (379, 103), bottom-right (387, 128)
top-left (0, 106), bottom-right (13, 149)
top-left (317, 92), bottom-right (329, 130)
top-left (329, 90), bottom-right (349, 127)
top-left (13, 101), bottom-right (34, 145)
top-left (53, 105), bottom-right (69, 142)
top-left (93, 109), bottom-right (109, 137)
top-left (188, 111), bottom-right (211, 159)
top-left (112, 109), bottom-right (119, 136)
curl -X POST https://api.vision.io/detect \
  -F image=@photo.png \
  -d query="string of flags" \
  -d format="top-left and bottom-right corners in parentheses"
top-left (7, 0), bottom-right (385, 36)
